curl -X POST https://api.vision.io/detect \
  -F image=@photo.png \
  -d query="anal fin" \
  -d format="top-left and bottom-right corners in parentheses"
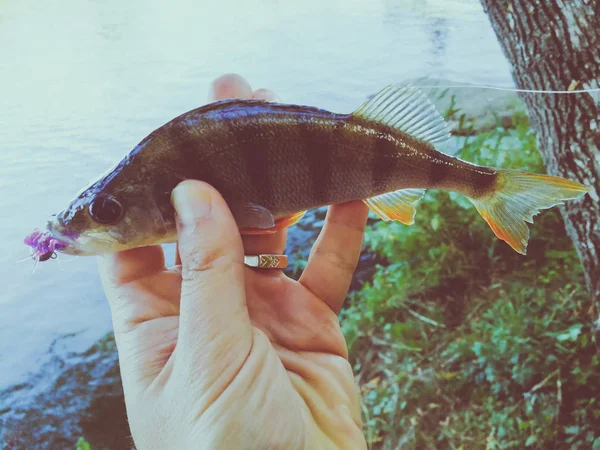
top-left (240, 210), bottom-right (307, 235)
top-left (363, 189), bottom-right (425, 225)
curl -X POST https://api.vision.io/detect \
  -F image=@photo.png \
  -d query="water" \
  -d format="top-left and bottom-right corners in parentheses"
top-left (0, 0), bottom-right (511, 390)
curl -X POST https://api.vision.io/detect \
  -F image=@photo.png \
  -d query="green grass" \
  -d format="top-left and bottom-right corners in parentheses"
top-left (343, 109), bottom-right (600, 449)
top-left (75, 437), bottom-right (91, 450)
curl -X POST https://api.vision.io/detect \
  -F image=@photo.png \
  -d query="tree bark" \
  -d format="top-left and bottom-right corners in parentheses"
top-left (479, 0), bottom-right (599, 300)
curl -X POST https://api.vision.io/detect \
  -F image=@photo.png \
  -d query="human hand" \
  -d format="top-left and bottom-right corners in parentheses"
top-left (98, 74), bottom-right (370, 450)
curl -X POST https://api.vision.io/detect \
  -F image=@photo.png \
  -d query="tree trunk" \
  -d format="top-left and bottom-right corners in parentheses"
top-left (479, 0), bottom-right (599, 301)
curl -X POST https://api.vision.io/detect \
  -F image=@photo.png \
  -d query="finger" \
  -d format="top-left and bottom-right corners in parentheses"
top-left (171, 180), bottom-right (253, 364)
top-left (207, 73), bottom-right (253, 101)
top-left (252, 88), bottom-right (280, 102)
top-left (97, 245), bottom-right (169, 344)
top-left (242, 229), bottom-right (287, 255)
top-left (98, 245), bottom-right (165, 288)
top-left (299, 201), bottom-right (369, 313)
top-left (174, 242), bottom-right (182, 266)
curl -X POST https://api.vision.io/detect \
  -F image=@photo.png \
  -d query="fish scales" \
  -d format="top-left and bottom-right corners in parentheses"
top-left (153, 101), bottom-right (429, 216)
top-left (155, 101), bottom-right (483, 214)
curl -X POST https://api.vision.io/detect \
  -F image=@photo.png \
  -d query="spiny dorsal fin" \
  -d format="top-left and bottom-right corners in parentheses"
top-left (363, 188), bottom-right (426, 225)
top-left (353, 85), bottom-right (450, 147)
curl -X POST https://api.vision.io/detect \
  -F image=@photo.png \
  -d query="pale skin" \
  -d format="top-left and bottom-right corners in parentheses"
top-left (98, 73), bottom-right (370, 450)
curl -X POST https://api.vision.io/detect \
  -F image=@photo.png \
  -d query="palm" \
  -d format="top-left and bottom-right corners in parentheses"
top-left (110, 246), bottom-right (348, 373)
top-left (246, 270), bottom-right (348, 357)
top-left (102, 207), bottom-right (367, 448)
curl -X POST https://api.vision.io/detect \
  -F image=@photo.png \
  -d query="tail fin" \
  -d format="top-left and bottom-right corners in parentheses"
top-left (469, 170), bottom-right (590, 254)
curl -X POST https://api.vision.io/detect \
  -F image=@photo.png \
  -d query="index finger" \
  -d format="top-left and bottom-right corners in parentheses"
top-left (207, 73), bottom-right (253, 101)
top-left (299, 201), bottom-right (369, 313)
top-left (98, 245), bottom-right (166, 288)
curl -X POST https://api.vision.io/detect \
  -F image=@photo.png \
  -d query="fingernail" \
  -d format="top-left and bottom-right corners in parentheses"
top-left (252, 88), bottom-right (280, 102)
top-left (171, 181), bottom-right (212, 223)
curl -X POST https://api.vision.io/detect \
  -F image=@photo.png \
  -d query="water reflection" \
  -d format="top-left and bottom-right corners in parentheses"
top-left (427, 17), bottom-right (449, 69)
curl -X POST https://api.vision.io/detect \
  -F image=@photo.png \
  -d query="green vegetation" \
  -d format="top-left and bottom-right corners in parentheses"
top-left (75, 437), bottom-right (91, 450)
top-left (343, 109), bottom-right (600, 449)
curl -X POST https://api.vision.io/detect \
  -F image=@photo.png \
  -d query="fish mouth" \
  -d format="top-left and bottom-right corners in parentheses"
top-left (46, 217), bottom-right (124, 256)
top-left (45, 219), bottom-right (91, 255)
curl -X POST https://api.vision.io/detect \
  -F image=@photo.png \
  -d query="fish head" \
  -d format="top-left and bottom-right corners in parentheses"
top-left (46, 167), bottom-right (174, 256)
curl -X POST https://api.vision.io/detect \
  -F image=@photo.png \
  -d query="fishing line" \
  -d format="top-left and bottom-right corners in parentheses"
top-left (412, 83), bottom-right (600, 94)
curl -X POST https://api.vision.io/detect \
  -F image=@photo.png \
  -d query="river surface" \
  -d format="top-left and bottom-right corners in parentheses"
top-left (0, 0), bottom-right (512, 390)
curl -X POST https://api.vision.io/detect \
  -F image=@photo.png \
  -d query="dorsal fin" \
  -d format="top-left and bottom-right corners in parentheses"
top-left (353, 85), bottom-right (451, 147)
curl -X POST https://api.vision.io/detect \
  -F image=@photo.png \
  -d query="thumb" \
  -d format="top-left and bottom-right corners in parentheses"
top-left (171, 180), bottom-right (253, 365)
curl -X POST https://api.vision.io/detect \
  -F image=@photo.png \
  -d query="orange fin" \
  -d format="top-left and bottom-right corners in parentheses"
top-left (363, 189), bottom-right (425, 225)
top-left (240, 211), bottom-right (307, 235)
top-left (469, 170), bottom-right (590, 254)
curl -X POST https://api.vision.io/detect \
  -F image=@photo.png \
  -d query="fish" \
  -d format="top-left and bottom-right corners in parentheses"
top-left (24, 84), bottom-right (590, 262)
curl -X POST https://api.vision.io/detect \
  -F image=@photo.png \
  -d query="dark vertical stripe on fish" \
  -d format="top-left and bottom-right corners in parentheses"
top-left (427, 156), bottom-right (450, 187)
top-left (155, 124), bottom-right (220, 223)
top-left (299, 116), bottom-right (331, 204)
top-left (371, 129), bottom-right (398, 193)
top-left (167, 124), bottom-right (213, 182)
top-left (238, 120), bottom-right (271, 204)
top-left (470, 168), bottom-right (498, 198)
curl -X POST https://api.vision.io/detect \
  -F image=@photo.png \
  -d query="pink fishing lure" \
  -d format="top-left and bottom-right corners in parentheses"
top-left (23, 229), bottom-right (68, 262)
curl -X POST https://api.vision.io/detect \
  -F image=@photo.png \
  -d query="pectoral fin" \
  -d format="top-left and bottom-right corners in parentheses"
top-left (240, 210), bottom-right (307, 235)
top-left (231, 203), bottom-right (276, 230)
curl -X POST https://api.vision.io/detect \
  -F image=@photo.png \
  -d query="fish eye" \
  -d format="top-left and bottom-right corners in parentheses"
top-left (89, 195), bottom-right (123, 224)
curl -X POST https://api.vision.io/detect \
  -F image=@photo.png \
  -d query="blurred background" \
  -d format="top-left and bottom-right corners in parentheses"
top-left (1, 0), bottom-right (597, 449)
